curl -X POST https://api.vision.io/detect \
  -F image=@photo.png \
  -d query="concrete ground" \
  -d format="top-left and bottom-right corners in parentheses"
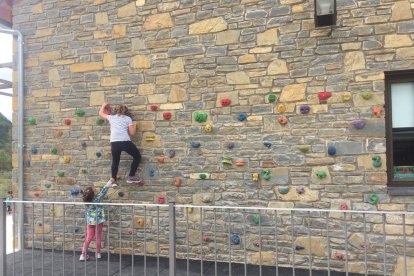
top-left (5, 249), bottom-right (368, 276)
top-left (6, 213), bottom-right (18, 254)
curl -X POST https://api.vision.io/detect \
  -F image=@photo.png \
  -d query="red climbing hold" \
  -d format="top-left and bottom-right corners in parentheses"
top-left (64, 118), bottom-right (71, 125)
top-left (318, 91), bottom-right (332, 101)
top-left (175, 177), bottom-right (181, 187)
top-left (103, 104), bottom-right (112, 115)
top-left (55, 130), bottom-right (63, 138)
top-left (163, 112), bottom-right (172, 120)
top-left (157, 195), bottom-right (165, 204)
top-left (150, 105), bottom-right (158, 111)
top-left (220, 98), bottom-right (231, 106)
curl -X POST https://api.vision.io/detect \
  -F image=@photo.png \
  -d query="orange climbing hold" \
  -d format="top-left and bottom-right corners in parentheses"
top-left (175, 177), bottom-right (181, 187)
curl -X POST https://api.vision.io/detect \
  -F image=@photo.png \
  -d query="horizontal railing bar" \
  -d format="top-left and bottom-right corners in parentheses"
top-left (6, 200), bottom-right (414, 215)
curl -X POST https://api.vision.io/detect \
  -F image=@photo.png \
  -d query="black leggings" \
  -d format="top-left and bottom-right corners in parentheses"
top-left (111, 141), bottom-right (141, 179)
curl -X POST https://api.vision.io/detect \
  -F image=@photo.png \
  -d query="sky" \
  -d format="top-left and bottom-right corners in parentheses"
top-left (0, 33), bottom-right (13, 121)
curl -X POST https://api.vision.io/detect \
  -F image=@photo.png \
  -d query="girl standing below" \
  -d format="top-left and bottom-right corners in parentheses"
top-left (79, 180), bottom-right (112, 261)
top-left (6, 191), bottom-right (13, 215)
top-left (99, 103), bottom-right (143, 186)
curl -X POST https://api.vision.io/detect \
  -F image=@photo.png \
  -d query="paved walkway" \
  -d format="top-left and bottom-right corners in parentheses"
top-left (5, 249), bottom-right (366, 276)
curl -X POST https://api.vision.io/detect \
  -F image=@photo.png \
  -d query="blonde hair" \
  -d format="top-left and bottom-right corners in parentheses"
top-left (113, 105), bottom-right (133, 119)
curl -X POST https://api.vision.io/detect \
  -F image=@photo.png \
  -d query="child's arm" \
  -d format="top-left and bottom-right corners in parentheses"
top-left (99, 103), bottom-right (109, 120)
top-left (128, 121), bottom-right (137, 136)
top-left (93, 180), bottom-right (112, 202)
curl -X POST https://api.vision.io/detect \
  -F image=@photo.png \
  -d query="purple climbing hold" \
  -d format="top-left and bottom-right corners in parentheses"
top-left (226, 142), bottom-right (235, 150)
top-left (352, 120), bottom-right (366, 130)
top-left (296, 186), bottom-right (305, 194)
top-left (168, 149), bottom-right (176, 158)
top-left (26, 160), bottom-right (31, 167)
top-left (300, 105), bottom-right (310, 114)
top-left (81, 141), bottom-right (87, 148)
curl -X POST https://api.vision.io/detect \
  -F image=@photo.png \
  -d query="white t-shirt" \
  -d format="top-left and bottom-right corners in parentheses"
top-left (107, 115), bottom-right (133, 142)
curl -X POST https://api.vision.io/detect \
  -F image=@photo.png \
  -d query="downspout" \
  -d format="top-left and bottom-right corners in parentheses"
top-left (0, 28), bottom-right (24, 249)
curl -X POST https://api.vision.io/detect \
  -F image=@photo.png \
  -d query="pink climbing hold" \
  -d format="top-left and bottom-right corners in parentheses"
top-left (340, 202), bottom-right (348, 210)
top-left (157, 195), bottom-right (165, 204)
top-left (202, 236), bottom-right (209, 242)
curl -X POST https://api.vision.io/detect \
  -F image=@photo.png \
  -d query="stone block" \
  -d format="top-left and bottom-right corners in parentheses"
top-left (279, 83), bottom-right (306, 102)
top-left (156, 73), bottom-right (189, 85)
top-left (226, 71), bottom-right (250, 84)
top-left (101, 76), bottom-right (121, 87)
top-left (216, 30), bottom-right (240, 45)
top-left (257, 28), bottom-right (278, 46)
top-left (148, 94), bottom-right (168, 104)
top-left (294, 237), bottom-right (327, 257)
top-left (103, 52), bottom-right (116, 68)
top-left (138, 83), bottom-right (155, 95)
top-left (112, 25), bottom-right (126, 38)
top-left (95, 12), bottom-right (108, 24)
top-left (274, 186), bottom-right (319, 202)
top-left (90, 91), bottom-right (105, 106)
top-left (344, 51), bottom-right (365, 72)
top-left (144, 13), bottom-right (173, 30)
top-left (159, 103), bottom-right (182, 110)
top-left (70, 62), bottom-right (103, 73)
top-left (169, 58), bottom-right (184, 73)
top-left (248, 252), bottom-right (275, 266)
top-left (357, 154), bottom-right (386, 171)
top-left (137, 121), bottom-right (155, 132)
top-left (396, 47), bottom-right (414, 60)
top-left (131, 55), bottom-right (151, 69)
top-left (168, 86), bottom-right (188, 102)
top-left (267, 59), bottom-right (288, 75)
top-left (391, 1), bottom-right (413, 22)
top-left (384, 35), bottom-right (412, 48)
top-left (239, 54), bottom-right (256, 64)
top-left (189, 17), bottom-right (227, 34)
top-left (216, 91), bottom-right (239, 107)
top-left (311, 166), bottom-right (331, 184)
top-left (117, 2), bottom-right (136, 18)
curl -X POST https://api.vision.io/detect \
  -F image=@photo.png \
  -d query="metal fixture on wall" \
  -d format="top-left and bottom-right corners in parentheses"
top-left (315, 0), bottom-right (336, 28)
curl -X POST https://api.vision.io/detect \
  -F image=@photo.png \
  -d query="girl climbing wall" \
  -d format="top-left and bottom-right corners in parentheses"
top-left (99, 103), bottom-right (144, 186)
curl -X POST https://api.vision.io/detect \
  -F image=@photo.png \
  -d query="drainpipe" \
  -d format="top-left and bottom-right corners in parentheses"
top-left (0, 28), bottom-right (24, 249)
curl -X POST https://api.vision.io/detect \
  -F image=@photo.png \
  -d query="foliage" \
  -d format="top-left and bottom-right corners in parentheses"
top-left (0, 112), bottom-right (12, 170)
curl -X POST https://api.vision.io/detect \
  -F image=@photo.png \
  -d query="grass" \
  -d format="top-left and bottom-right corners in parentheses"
top-left (0, 171), bottom-right (12, 198)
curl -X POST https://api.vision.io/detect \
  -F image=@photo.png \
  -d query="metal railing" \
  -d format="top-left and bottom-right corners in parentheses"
top-left (1, 199), bottom-right (412, 276)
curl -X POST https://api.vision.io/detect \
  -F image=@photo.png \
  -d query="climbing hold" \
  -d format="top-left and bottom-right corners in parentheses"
top-left (96, 118), bottom-right (105, 125)
top-left (300, 105), bottom-right (310, 114)
top-left (55, 130), bottom-right (63, 138)
top-left (372, 156), bottom-right (382, 168)
top-left (238, 113), bottom-right (247, 121)
top-left (360, 242), bottom-right (367, 249)
top-left (199, 173), bottom-right (207, 180)
top-left (81, 141), bottom-right (87, 148)
top-left (75, 109), bottom-right (85, 117)
top-left (278, 186), bottom-right (290, 195)
top-left (44, 182), bottom-right (52, 189)
top-left (226, 142), bottom-right (235, 150)
top-left (163, 112), bottom-right (172, 120)
top-left (252, 173), bottom-right (259, 182)
top-left (168, 149), bottom-right (176, 158)
top-left (298, 145), bottom-right (310, 153)
top-left (318, 91), bottom-right (332, 102)
top-left (236, 159), bottom-right (244, 166)
top-left (50, 147), bottom-right (58, 155)
top-left (175, 177), bottom-right (181, 187)
top-left (137, 218), bottom-right (145, 227)
top-left (31, 145), bottom-right (38, 154)
top-left (128, 228), bottom-right (133, 235)
top-left (63, 118), bottom-right (71, 125)
top-left (137, 179), bottom-right (145, 187)
top-left (268, 94), bottom-right (277, 103)
top-left (63, 156), bottom-right (71, 163)
top-left (191, 141), bottom-right (201, 148)
top-left (33, 192), bottom-right (41, 197)
top-left (222, 157), bottom-right (233, 165)
top-left (334, 252), bottom-right (345, 260)
top-left (352, 120), bottom-right (366, 130)
top-left (327, 145), bottom-right (336, 156)
top-left (231, 234), bottom-right (241, 245)
top-left (118, 191), bottom-right (125, 197)
top-left (278, 116), bottom-right (288, 125)
top-left (70, 187), bottom-right (80, 196)
top-left (276, 103), bottom-right (286, 113)
top-left (262, 170), bottom-right (271, 181)
top-left (28, 117), bottom-right (37, 125)
top-left (373, 106), bottom-right (382, 118)
top-left (220, 98), bottom-right (231, 106)
top-left (204, 123), bottom-right (213, 133)
top-left (80, 168), bottom-right (87, 174)
top-left (369, 193), bottom-right (379, 205)
top-left (156, 195), bottom-right (165, 204)
top-left (67, 178), bottom-right (74, 185)
top-left (263, 142), bottom-right (272, 148)
top-left (252, 214), bottom-right (260, 225)
top-left (295, 245), bottom-right (305, 251)
top-left (145, 135), bottom-right (156, 141)
top-left (361, 91), bottom-right (373, 100)
top-left (253, 241), bottom-right (261, 247)
top-left (74, 227), bottom-right (80, 233)
top-left (150, 105), bottom-right (158, 111)
top-left (57, 171), bottom-right (65, 177)
top-left (103, 104), bottom-right (112, 115)
top-left (340, 202), bottom-right (348, 210)
top-left (95, 152), bottom-right (102, 158)
top-left (25, 160), bottom-right (31, 167)
top-left (149, 168), bottom-right (156, 177)
top-left (296, 186), bottom-right (305, 194)
top-left (188, 207), bottom-right (193, 214)
top-left (316, 171), bottom-right (327, 179)
top-left (202, 236), bottom-right (209, 242)
top-left (343, 92), bottom-right (352, 101)
top-left (193, 112), bottom-right (208, 123)
top-left (156, 156), bottom-right (165, 163)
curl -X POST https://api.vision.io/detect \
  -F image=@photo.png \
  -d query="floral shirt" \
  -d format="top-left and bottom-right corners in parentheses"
top-left (85, 187), bottom-right (109, 225)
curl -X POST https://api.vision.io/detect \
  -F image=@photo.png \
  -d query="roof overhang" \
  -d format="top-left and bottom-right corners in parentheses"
top-left (0, 0), bottom-right (13, 28)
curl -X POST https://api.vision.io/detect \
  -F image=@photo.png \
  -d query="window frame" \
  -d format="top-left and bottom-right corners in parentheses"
top-left (385, 69), bottom-right (414, 187)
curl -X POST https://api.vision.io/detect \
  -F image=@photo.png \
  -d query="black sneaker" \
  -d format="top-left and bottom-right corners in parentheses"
top-left (126, 176), bottom-right (144, 185)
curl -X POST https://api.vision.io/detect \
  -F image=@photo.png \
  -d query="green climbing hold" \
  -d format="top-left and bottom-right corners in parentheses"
top-left (268, 94), bottom-right (277, 103)
top-left (193, 112), bottom-right (208, 123)
top-left (28, 117), bottom-right (36, 125)
top-left (278, 186), bottom-right (290, 194)
top-left (262, 169), bottom-right (271, 181)
top-left (80, 168), bottom-right (87, 174)
top-left (372, 156), bottom-right (382, 168)
top-left (369, 193), bottom-right (379, 205)
top-left (222, 157), bottom-right (233, 165)
top-left (57, 171), bottom-right (65, 177)
top-left (199, 173), bottom-right (207, 180)
top-left (361, 91), bottom-right (373, 100)
top-left (75, 108), bottom-right (85, 117)
top-left (96, 118), bottom-right (105, 125)
top-left (50, 147), bottom-right (58, 155)
top-left (316, 171), bottom-right (327, 179)
top-left (298, 145), bottom-right (310, 153)
top-left (252, 214), bottom-right (260, 225)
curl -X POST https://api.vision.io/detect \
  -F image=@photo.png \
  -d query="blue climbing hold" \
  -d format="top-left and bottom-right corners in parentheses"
top-left (74, 227), bottom-right (80, 233)
top-left (231, 234), bottom-right (241, 245)
top-left (264, 142), bottom-right (272, 148)
top-left (327, 145), bottom-right (336, 156)
top-left (118, 191), bottom-right (125, 197)
top-left (149, 168), bottom-right (155, 177)
top-left (238, 113), bottom-right (247, 121)
top-left (70, 188), bottom-right (80, 196)
top-left (191, 142), bottom-right (201, 148)
top-left (96, 152), bottom-right (102, 158)
top-left (44, 182), bottom-right (52, 189)
top-left (31, 145), bottom-right (38, 154)
top-left (295, 245), bottom-right (305, 250)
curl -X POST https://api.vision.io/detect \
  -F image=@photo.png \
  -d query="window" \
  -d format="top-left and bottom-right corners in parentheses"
top-left (385, 70), bottom-right (414, 187)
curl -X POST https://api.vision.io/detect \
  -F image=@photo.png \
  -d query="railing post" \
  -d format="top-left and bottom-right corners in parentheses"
top-left (168, 201), bottom-right (176, 276)
top-left (0, 198), bottom-right (7, 276)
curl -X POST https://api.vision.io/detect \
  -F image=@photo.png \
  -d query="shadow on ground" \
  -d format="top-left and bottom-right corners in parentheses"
top-left (6, 249), bottom-right (368, 276)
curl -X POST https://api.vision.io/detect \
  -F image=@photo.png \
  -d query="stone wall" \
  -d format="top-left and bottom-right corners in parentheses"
top-left (11, 0), bottom-right (414, 274)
